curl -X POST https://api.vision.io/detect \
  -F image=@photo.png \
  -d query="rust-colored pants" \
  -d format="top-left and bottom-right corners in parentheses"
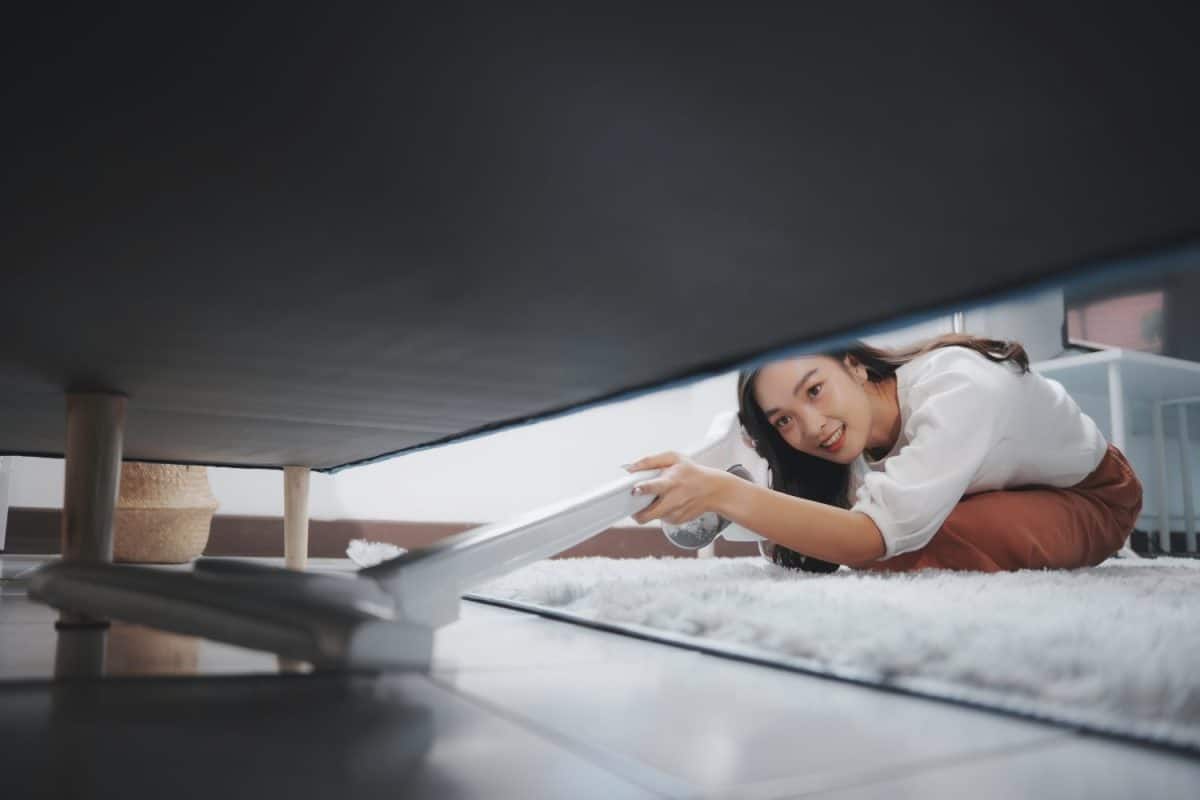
top-left (860, 444), bottom-right (1143, 573)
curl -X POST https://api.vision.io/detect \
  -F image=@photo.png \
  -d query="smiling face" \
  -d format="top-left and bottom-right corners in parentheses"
top-left (752, 355), bottom-right (876, 463)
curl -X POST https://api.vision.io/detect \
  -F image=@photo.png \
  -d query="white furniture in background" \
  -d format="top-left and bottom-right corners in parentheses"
top-left (1034, 349), bottom-right (1200, 554)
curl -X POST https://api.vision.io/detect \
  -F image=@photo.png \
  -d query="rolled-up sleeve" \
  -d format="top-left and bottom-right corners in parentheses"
top-left (851, 368), bottom-right (1001, 559)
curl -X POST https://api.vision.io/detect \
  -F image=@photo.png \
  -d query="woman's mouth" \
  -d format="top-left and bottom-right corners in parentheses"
top-left (820, 424), bottom-right (846, 452)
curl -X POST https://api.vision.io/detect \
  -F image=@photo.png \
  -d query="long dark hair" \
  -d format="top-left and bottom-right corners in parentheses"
top-left (737, 333), bottom-right (1029, 571)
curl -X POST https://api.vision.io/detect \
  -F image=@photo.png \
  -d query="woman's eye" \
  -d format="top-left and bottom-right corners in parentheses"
top-left (773, 415), bottom-right (792, 430)
top-left (808, 383), bottom-right (823, 398)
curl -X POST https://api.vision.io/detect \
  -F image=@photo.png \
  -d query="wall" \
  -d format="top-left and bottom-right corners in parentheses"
top-left (964, 288), bottom-right (1066, 362)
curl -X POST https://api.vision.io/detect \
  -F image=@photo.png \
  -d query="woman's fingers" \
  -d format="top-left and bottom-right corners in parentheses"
top-left (623, 451), bottom-right (681, 472)
top-left (632, 494), bottom-right (667, 525)
top-left (633, 491), bottom-right (697, 526)
top-left (633, 485), bottom-right (686, 524)
top-left (627, 453), bottom-right (710, 526)
top-left (663, 502), bottom-right (702, 525)
top-left (631, 478), bottom-right (683, 524)
top-left (631, 478), bottom-right (672, 497)
top-left (654, 505), bottom-right (700, 526)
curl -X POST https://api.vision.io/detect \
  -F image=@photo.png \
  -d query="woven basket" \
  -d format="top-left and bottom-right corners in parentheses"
top-left (114, 463), bottom-right (219, 563)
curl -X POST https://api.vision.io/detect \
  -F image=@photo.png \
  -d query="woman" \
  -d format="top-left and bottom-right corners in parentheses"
top-left (625, 334), bottom-right (1143, 573)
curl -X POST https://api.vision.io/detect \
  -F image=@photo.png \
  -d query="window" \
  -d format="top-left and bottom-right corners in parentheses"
top-left (1063, 261), bottom-right (1200, 362)
top-left (1066, 289), bottom-right (1164, 353)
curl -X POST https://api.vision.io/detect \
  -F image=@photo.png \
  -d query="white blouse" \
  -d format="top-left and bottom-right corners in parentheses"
top-left (848, 346), bottom-right (1108, 559)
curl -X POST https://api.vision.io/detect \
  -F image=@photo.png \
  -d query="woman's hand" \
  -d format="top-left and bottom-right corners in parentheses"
top-left (624, 452), bottom-right (730, 525)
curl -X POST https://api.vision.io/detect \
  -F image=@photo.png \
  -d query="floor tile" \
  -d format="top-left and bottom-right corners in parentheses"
top-left (0, 671), bottom-right (662, 800)
top-left (2, 592), bottom-right (649, 681)
top-left (0, 554), bottom-right (54, 581)
top-left (432, 599), bottom-right (714, 674)
top-left (0, 556), bottom-right (371, 680)
top-left (0, 593), bottom-right (284, 680)
top-left (0, 593), bottom-right (59, 622)
top-left (794, 734), bottom-right (1200, 800)
top-left (0, 618), bottom-right (57, 678)
top-left (437, 644), bottom-right (1068, 797)
top-left (5, 556), bottom-right (1187, 800)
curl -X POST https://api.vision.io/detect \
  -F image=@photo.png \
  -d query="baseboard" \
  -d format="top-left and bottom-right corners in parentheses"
top-left (0, 508), bottom-right (761, 560)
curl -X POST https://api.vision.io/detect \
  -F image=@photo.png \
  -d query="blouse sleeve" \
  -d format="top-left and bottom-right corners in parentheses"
top-left (851, 363), bottom-right (1004, 559)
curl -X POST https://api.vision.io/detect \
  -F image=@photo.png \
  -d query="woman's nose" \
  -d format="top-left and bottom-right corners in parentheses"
top-left (799, 408), bottom-right (825, 441)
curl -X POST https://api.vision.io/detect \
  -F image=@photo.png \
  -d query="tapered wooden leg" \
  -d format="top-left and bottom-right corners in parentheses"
top-left (284, 466), bottom-right (310, 571)
top-left (279, 466), bottom-right (312, 672)
top-left (58, 393), bottom-right (126, 628)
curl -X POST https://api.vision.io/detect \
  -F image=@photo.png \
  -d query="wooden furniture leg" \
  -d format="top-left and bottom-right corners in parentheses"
top-left (284, 466), bottom-right (310, 571)
top-left (279, 465), bottom-right (312, 671)
top-left (59, 393), bottom-right (126, 627)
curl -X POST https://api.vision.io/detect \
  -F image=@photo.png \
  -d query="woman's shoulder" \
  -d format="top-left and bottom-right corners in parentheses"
top-left (898, 345), bottom-right (1018, 399)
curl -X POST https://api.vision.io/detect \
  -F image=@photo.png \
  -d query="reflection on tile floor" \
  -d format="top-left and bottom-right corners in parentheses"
top-left (0, 554), bottom-right (48, 582)
top-left (436, 655), bottom-right (1067, 796)
top-left (0, 671), bottom-right (658, 800)
top-left (0, 596), bottom-right (280, 680)
top-left (806, 735), bottom-right (1200, 800)
top-left (2, 554), bottom-right (1198, 799)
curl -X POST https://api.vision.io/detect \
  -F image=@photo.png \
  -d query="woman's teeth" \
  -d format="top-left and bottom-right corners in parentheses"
top-left (821, 425), bottom-right (844, 449)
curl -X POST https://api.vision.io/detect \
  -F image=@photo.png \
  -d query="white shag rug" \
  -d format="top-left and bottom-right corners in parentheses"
top-left (466, 555), bottom-right (1200, 752)
top-left (346, 539), bottom-right (406, 565)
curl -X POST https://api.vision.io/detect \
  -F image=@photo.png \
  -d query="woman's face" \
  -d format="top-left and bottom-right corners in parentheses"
top-left (753, 355), bottom-right (873, 463)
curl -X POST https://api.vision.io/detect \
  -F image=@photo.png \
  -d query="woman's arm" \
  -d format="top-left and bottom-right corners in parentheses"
top-left (626, 453), bottom-right (886, 567)
top-left (716, 475), bottom-right (886, 567)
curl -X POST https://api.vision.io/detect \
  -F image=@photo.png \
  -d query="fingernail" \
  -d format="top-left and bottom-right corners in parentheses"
top-left (631, 486), bottom-right (642, 495)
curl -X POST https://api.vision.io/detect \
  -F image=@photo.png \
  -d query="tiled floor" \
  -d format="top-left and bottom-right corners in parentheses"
top-left (1, 555), bottom-right (1197, 799)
